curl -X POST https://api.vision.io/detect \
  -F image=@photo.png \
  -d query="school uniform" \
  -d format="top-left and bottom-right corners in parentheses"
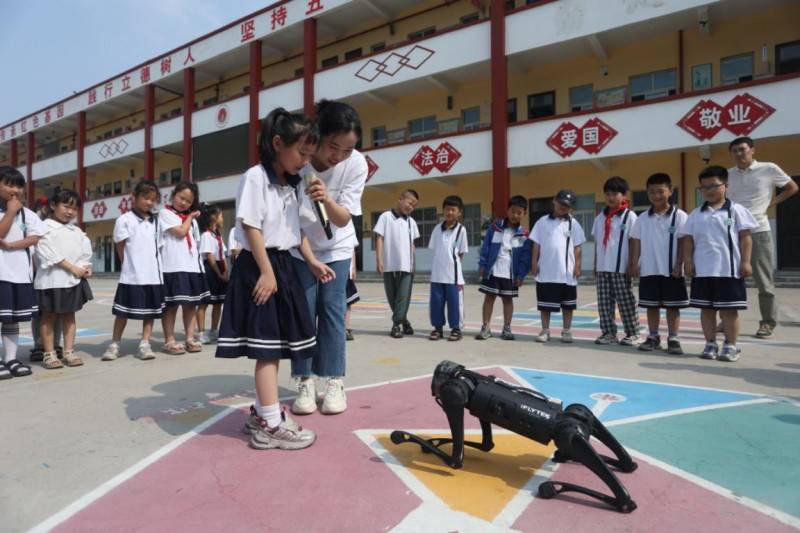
top-left (680, 199), bottom-right (758, 310)
top-left (374, 209), bottom-right (419, 326)
top-left (0, 206), bottom-right (47, 323)
top-left (34, 219), bottom-right (94, 313)
top-left (630, 205), bottom-right (689, 309)
top-left (199, 230), bottom-right (228, 303)
top-left (215, 164), bottom-right (317, 360)
top-left (428, 221), bottom-right (468, 330)
top-left (112, 210), bottom-right (166, 320)
top-left (592, 206), bottom-right (639, 337)
top-left (530, 213), bottom-right (586, 312)
top-left (227, 227), bottom-right (242, 255)
top-left (478, 219), bottom-right (531, 298)
top-left (159, 207), bottom-right (210, 306)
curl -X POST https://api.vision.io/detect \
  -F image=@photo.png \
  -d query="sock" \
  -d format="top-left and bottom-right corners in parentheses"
top-left (649, 330), bottom-right (659, 338)
top-left (256, 402), bottom-right (282, 428)
top-left (668, 331), bottom-right (678, 340)
top-left (2, 333), bottom-right (19, 363)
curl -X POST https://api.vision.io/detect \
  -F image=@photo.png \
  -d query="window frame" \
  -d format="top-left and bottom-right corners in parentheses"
top-left (527, 90), bottom-right (556, 119)
top-left (720, 53), bottom-right (754, 85)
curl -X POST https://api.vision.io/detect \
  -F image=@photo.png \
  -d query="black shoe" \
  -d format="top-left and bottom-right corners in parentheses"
top-left (56, 345), bottom-right (64, 359)
top-left (666, 338), bottom-right (684, 355)
top-left (390, 325), bottom-right (404, 338)
top-left (638, 336), bottom-right (661, 352)
top-left (29, 347), bottom-right (44, 362)
top-left (345, 329), bottom-right (354, 341)
top-left (402, 321), bottom-right (414, 336)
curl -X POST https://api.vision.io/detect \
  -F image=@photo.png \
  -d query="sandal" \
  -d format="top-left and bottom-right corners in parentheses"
top-left (62, 350), bottom-right (84, 367)
top-left (185, 339), bottom-right (203, 353)
top-left (429, 329), bottom-right (442, 341)
top-left (448, 329), bottom-right (463, 342)
top-left (0, 363), bottom-right (11, 380)
top-left (42, 352), bottom-right (63, 370)
top-left (161, 341), bottom-right (186, 355)
top-left (7, 358), bottom-right (34, 375)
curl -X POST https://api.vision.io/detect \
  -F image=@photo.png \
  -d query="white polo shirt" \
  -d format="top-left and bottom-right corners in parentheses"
top-left (159, 207), bottom-right (203, 274)
top-left (199, 231), bottom-right (227, 262)
top-left (235, 164), bottom-right (307, 251)
top-left (373, 209), bottom-right (419, 273)
top-left (429, 222), bottom-right (468, 285)
top-left (679, 199), bottom-right (758, 278)
top-left (34, 218), bottom-right (93, 290)
top-left (290, 150), bottom-right (368, 264)
top-left (727, 160), bottom-right (791, 234)
top-left (0, 206), bottom-right (47, 284)
top-left (227, 227), bottom-right (242, 256)
top-left (530, 214), bottom-right (586, 286)
top-left (592, 208), bottom-right (638, 274)
top-left (113, 210), bottom-right (163, 286)
top-left (630, 206), bottom-right (688, 277)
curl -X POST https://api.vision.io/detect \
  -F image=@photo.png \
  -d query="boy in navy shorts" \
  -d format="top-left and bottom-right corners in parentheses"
top-left (681, 166), bottom-right (757, 362)
top-left (629, 173), bottom-right (689, 354)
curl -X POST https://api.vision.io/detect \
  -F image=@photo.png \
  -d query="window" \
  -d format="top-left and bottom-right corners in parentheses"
top-left (505, 0), bottom-right (516, 11)
top-left (113, 127), bottom-right (123, 136)
top-left (460, 13), bottom-right (479, 25)
top-left (170, 168), bottom-right (182, 184)
top-left (594, 86), bottom-right (626, 108)
top-left (507, 98), bottom-right (517, 123)
top-left (776, 41), bottom-right (800, 75)
top-left (371, 42), bottom-right (386, 53)
top-left (629, 69), bottom-right (677, 101)
top-left (462, 106), bottom-right (481, 130)
top-left (691, 63), bottom-right (712, 91)
top-left (113, 181), bottom-right (122, 194)
top-left (572, 194), bottom-right (595, 242)
top-left (203, 96), bottom-right (218, 107)
top-left (462, 203), bottom-right (483, 246)
top-left (408, 27), bottom-right (435, 41)
top-left (408, 116), bottom-right (437, 140)
top-left (412, 206), bottom-right (438, 247)
top-left (321, 55), bottom-right (339, 68)
top-left (387, 129), bottom-right (406, 144)
top-left (569, 84), bottom-right (593, 111)
top-left (103, 182), bottom-right (112, 196)
top-left (527, 90), bottom-right (555, 119)
top-left (345, 48), bottom-right (363, 61)
top-left (720, 53), bottom-right (753, 85)
top-left (372, 126), bottom-right (387, 147)
top-left (294, 67), bottom-right (304, 77)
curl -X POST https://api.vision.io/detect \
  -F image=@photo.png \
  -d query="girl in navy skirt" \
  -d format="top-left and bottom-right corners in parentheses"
top-left (197, 204), bottom-right (228, 344)
top-left (34, 189), bottom-right (94, 369)
top-left (103, 180), bottom-right (165, 362)
top-left (159, 182), bottom-right (210, 355)
top-left (216, 108), bottom-right (335, 450)
top-left (0, 167), bottom-right (47, 379)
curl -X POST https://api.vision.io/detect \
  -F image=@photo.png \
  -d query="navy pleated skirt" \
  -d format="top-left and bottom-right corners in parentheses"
top-left (203, 260), bottom-right (228, 303)
top-left (37, 279), bottom-right (94, 313)
top-left (0, 281), bottom-right (37, 323)
top-left (215, 249), bottom-right (316, 360)
top-left (112, 283), bottom-right (166, 320)
top-left (346, 279), bottom-right (360, 306)
top-left (163, 272), bottom-right (210, 306)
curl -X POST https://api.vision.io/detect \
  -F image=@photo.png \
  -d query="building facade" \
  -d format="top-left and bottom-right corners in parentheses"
top-left (2, 0), bottom-right (799, 274)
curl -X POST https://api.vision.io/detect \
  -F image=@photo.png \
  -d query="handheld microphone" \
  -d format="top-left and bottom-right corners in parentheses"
top-left (305, 171), bottom-right (333, 239)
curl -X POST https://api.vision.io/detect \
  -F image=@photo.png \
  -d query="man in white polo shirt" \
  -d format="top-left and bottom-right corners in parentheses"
top-left (727, 136), bottom-right (798, 338)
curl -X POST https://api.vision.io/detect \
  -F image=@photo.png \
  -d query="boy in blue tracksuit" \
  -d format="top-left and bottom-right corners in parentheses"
top-left (476, 195), bottom-right (532, 340)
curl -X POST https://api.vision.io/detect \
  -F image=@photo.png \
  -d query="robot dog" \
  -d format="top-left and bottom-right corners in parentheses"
top-left (391, 361), bottom-right (638, 513)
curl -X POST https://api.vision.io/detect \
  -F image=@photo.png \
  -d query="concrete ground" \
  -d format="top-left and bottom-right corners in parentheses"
top-left (2, 278), bottom-right (799, 532)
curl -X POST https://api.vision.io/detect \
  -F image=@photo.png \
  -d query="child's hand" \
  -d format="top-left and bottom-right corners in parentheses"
top-left (671, 264), bottom-right (683, 278)
top-left (305, 176), bottom-right (329, 204)
top-left (479, 267), bottom-right (485, 278)
top-left (6, 197), bottom-right (22, 214)
top-left (219, 271), bottom-right (230, 283)
top-left (69, 265), bottom-right (85, 278)
top-left (573, 266), bottom-right (581, 279)
top-left (629, 264), bottom-right (640, 278)
top-left (377, 260), bottom-right (385, 275)
top-left (310, 260), bottom-right (336, 283)
top-left (740, 261), bottom-right (753, 278)
top-left (684, 260), bottom-right (696, 278)
top-left (189, 210), bottom-right (202, 219)
top-left (514, 278), bottom-right (523, 287)
top-left (530, 264), bottom-right (539, 277)
top-left (252, 272), bottom-right (277, 305)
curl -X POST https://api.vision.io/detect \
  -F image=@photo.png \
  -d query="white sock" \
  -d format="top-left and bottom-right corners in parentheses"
top-left (256, 402), bottom-right (282, 428)
top-left (2, 334), bottom-right (19, 363)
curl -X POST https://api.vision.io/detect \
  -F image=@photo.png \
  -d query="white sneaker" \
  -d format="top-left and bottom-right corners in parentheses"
top-left (136, 341), bottom-right (156, 360)
top-left (534, 330), bottom-right (550, 343)
top-left (249, 418), bottom-right (316, 450)
top-left (320, 378), bottom-right (347, 415)
top-left (561, 330), bottom-right (574, 344)
top-left (197, 330), bottom-right (210, 344)
top-left (291, 378), bottom-right (318, 415)
top-left (101, 342), bottom-right (119, 361)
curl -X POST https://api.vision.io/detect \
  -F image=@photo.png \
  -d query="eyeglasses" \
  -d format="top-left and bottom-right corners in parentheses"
top-left (699, 183), bottom-right (725, 191)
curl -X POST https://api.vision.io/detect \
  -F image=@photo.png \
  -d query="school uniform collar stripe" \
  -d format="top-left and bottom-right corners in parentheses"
top-left (391, 209), bottom-right (409, 220)
top-left (548, 213), bottom-right (570, 220)
top-left (700, 198), bottom-right (732, 212)
top-left (132, 209), bottom-right (156, 223)
top-left (264, 163), bottom-right (302, 188)
top-left (647, 205), bottom-right (675, 217)
top-left (440, 221), bottom-right (459, 231)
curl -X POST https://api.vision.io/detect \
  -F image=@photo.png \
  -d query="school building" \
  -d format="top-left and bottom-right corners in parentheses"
top-left (2, 0), bottom-right (799, 274)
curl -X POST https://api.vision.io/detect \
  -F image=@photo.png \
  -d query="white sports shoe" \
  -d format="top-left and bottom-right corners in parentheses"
top-left (101, 342), bottom-right (119, 361)
top-left (320, 378), bottom-right (347, 415)
top-left (291, 378), bottom-right (318, 415)
top-left (534, 330), bottom-right (550, 343)
top-left (136, 341), bottom-right (156, 360)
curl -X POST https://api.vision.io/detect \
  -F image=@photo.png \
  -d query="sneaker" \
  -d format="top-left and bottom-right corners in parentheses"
top-left (501, 325), bottom-right (515, 341)
top-left (755, 323), bottom-right (774, 338)
top-left (719, 343), bottom-right (741, 362)
top-left (208, 330), bottom-right (219, 344)
top-left (402, 320), bottom-right (414, 336)
top-left (700, 341), bottom-right (719, 360)
top-left (136, 341), bottom-right (156, 360)
top-left (101, 342), bottom-right (120, 361)
top-left (390, 325), bottom-right (404, 338)
top-left (243, 405), bottom-right (299, 435)
top-left (594, 333), bottom-right (618, 345)
top-left (619, 335), bottom-right (641, 347)
top-left (249, 418), bottom-right (316, 450)
top-left (291, 378), bottom-right (318, 415)
top-left (560, 330), bottom-right (573, 344)
top-left (666, 338), bottom-right (683, 355)
top-left (345, 329), bottom-right (354, 341)
top-left (475, 325), bottom-right (492, 340)
top-left (320, 378), bottom-right (347, 415)
top-left (534, 330), bottom-right (550, 343)
top-left (196, 330), bottom-right (210, 344)
top-left (638, 336), bottom-right (661, 352)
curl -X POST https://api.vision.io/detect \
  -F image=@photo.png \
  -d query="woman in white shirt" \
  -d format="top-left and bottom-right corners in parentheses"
top-left (34, 189), bottom-right (93, 369)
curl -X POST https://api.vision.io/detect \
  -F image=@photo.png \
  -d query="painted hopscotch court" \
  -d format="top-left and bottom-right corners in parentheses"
top-left (35, 365), bottom-right (800, 532)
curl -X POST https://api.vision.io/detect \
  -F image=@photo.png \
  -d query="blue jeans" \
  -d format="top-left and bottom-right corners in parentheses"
top-left (291, 257), bottom-right (350, 378)
top-left (430, 283), bottom-right (463, 330)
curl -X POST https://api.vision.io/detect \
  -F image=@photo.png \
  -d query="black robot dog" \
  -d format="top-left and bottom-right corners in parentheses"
top-left (390, 361), bottom-right (638, 513)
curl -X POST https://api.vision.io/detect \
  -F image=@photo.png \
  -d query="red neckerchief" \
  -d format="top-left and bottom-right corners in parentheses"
top-left (602, 200), bottom-right (629, 249)
top-left (167, 205), bottom-right (193, 253)
top-left (213, 230), bottom-right (226, 274)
